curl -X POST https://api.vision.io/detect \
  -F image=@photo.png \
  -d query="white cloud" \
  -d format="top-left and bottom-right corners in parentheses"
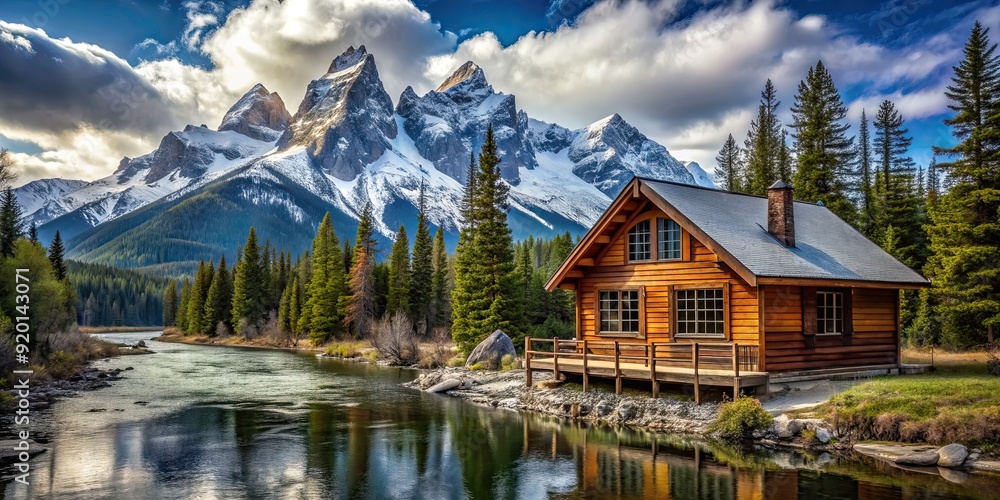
top-left (5, 0), bottom-right (996, 186)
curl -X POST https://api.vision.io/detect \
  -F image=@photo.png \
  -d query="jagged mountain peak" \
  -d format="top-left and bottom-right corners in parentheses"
top-left (435, 61), bottom-right (488, 93)
top-left (278, 44), bottom-right (396, 180)
top-left (327, 45), bottom-right (369, 74)
top-left (219, 83), bottom-right (291, 142)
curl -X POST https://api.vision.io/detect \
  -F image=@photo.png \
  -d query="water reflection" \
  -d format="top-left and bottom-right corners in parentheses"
top-left (4, 334), bottom-right (997, 499)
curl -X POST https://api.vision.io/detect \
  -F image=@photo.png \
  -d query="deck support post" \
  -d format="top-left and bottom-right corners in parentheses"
top-left (582, 340), bottom-right (589, 392)
top-left (733, 343), bottom-right (740, 398)
top-left (649, 342), bottom-right (659, 399)
top-left (693, 343), bottom-right (700, 405)
top-left (614, 341), bottom-right (622, 395)
top-left (552, 337), bottom-right (560, 382)
top-left (525, 337), bottom-right (532, 388)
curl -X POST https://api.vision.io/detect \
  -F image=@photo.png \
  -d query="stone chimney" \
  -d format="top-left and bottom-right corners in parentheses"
top-left (767, 181), bottom-right (795, 247)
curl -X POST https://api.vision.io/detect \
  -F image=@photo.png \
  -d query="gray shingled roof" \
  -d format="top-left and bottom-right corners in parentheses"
top-left (641, 178), bottom-right (929, 285)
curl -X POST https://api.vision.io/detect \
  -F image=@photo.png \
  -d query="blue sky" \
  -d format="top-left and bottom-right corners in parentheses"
top-left (1, 0), bottom-right (997, 184)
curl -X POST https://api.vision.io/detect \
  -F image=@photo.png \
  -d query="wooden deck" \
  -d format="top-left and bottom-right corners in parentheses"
top-left (525, 338), bottom-right (769, 404)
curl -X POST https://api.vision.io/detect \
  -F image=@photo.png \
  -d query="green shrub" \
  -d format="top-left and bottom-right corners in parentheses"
top-left (469, 362), bottom-right (487, 371)
top-left (500, 354), bottom-right (517, 371)
top-left (707, 395), bottom-right (774, 442)
top-left (325, 342), bottom-right (364, 358)
top-left (447, 355), bottom-right (467, 367)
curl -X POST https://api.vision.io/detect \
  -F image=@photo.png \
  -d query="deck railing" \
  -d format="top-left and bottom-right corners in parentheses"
top-left (524, 337), bottom-right (761, 403)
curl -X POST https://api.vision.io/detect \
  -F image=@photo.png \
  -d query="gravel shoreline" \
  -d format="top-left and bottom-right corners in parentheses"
top-left (405, 367), bottom-right (720, 434)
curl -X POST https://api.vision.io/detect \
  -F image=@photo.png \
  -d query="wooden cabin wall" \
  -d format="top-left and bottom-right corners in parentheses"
top-left (762, 285), bottom-right (899, 372)
top-left (577, 209), bottom-right (759, 346)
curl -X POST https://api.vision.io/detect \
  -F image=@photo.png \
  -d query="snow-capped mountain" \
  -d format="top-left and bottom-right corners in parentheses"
top-left (13, 178), bottom-right (88, 218)
top-left (22, 45), bottom-right (698, 274)
top-left (682, 161), bottom-right (717, 188)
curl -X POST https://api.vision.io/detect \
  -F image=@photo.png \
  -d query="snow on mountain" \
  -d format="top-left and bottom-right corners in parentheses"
top-left (277, 45), bottom-right (397, 181)
top-left (25, 125), bottom-right (275, 236)
top-left (567, 113), bottom-right (694, 196)
top-left (218, 83), bottom-right (291, 142)
top-left (682, 161), bottom-right (717, 188)
top-left (396, 61), bottom-right (534, 183)
top-left (48, 45), bottom-right (706, 270)
top-left (13, 178), bottom-right (88, 217)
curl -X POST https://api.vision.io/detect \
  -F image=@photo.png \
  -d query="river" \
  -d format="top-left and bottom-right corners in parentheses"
top-left (3, 332), bottom-right (997, 499)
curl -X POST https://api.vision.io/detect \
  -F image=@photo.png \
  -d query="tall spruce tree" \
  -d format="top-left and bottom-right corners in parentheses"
top-left (346, 203), bottom-right (378, 337)
top-left (855, 110), bottom-right (878, 238)
top-left (387, 225), bottom-right (411, 315)
top-left (186, 261), bottom-right (212, 333)
top-left (744, 80), bottom-right (783, 195)
top-left (303, 213), bottom-right (344, 344)
top-left (48, 230), bottom-right (67, 281)
top-left (873, 100), bottom-right (926, 268)
top-left (177, 278), bottom-right (191, 329)
top-left (28, 222), bottom-right (38, 243)
top-left (409, 182), bottom-right (434, 334)
top-left (431, 227), bottom-right (450, 327)
top-left (927, 21), bottom-right (1000, 346)
top-left (202, 256), bottom-right (232, 334)
top-left (0, 187), bottom-right (24, 258)
top-left (231, 227), bottom-right (265, 337)
top-left (716, 134), bottom-right (743, 192)
top-left (790, 60), bottom-right (856, 222)
top-left (163, 280), bottom-right (178, 327)
top-left (451, 125), bottom-right (518, 353)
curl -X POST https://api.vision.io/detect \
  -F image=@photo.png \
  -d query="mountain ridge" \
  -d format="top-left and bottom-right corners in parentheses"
top-left (17, 45), bottom-right (711, 275)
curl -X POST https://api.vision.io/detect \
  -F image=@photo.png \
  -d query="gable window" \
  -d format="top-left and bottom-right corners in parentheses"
top-left (657, 218), bottom-right (682, 260)
top-left (817, 291), bottom-right (844, 335)
top-left (628, 220), bottom-right (651, 261)
top-left (675, 288), bottom-right (725, 337)
top-left (599, 289), bottom-right (641, 335)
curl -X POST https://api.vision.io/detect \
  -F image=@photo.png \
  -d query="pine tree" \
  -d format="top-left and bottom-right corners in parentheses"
top-left (346, 203), bottom-right (377, 337)
top-left (460, 151), bottom-right (478, 227)
top-left (28, 222), bottom-right (38, 244)
top-left (177, 278), bottom-right (191, 330)
top-left (873, 100), bottom-right (926, 268)
top-left (790, 60), bottom-right (857, 222)
top-left (452, 125), bottom-right (518, 353)
top-left (47, 230), bottom-right (67, 281)
top-left (744, 80), bottom-right (783, 195)
top-left (716, 133), bottom-right (743, 192)
top-left (409, 182), bottom-right (434, 334)
top-left (855, 110), bottom-right (877, 238)
top-left (163, 280), bottom-right (178, 327)
top-left (303, 213), bottom-right (344, 344)
top-left (186, 261), bottom-right (212, 333)
top-left (431, 227), bottom-right (450, 327)
top-left (387, 225), bottom-right (411, 315)
top-left (776, 130), bottom-right (793, 183)
top-left (926, 21), bottom-right (1000, 346)
top-left (202, 256), bottom-right (231, 334)
top-left (0, 187), bottom-right (24, 258)
top-left (231, 227), bottom-right (265, 337)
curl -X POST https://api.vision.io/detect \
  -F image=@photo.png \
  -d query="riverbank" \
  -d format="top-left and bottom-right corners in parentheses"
top-left (1, 332), bottom-right (151, 466)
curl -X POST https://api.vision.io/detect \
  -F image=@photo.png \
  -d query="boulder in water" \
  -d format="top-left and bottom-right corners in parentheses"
top-left (464, 330), bottom-right (516, 370)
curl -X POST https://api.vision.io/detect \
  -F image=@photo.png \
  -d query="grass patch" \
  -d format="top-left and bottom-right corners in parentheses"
top-left (324, 341), bottom-right (366, 358)
top-left (802, 348), bottom-right (1000, 448)
top-left (707, 395), bottom-right (773, 442)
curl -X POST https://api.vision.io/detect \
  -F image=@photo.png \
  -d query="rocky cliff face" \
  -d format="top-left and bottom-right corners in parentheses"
top-left (277, 45), bottom-right (397, 181)
top-left (395, 61), bottom-right (533, 183)
top-left (218, 84), bottom-right (291, 141)
top-left (568, 113), bottom-right (693, 196)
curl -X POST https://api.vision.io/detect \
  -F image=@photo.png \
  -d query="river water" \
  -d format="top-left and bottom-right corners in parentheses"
top-left (3, 332), bottom-right (997, 499)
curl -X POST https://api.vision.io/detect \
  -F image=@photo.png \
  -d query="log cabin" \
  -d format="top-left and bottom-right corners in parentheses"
top-left (529, 177), bottom-right (929, 399)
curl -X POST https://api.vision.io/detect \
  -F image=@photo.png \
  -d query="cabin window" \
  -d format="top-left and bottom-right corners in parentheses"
top-left (675, 288), bottom-right (725, 337)
top-left (599, 290), bottom-right (641, 334)
top-left (657, 218), bottom-right (682, 260)
top-left (817, 291), bottom-right (844, 335)
top-left (628, 220), bottom-right (651, 261)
